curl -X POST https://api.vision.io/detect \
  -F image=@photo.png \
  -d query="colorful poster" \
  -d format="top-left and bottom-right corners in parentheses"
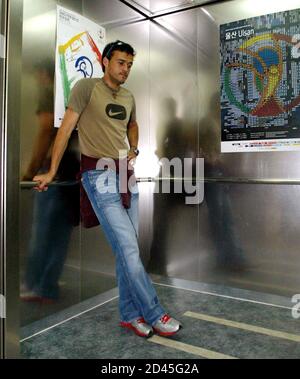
top-left (55, 6), bottom-right (106, 127)
top-left (220, 8), bottom-right (300, 152)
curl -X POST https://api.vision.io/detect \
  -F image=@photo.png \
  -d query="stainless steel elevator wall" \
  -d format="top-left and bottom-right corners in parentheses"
top-left (19, 0), bottom-right (83, 327)
top-left (19, 0), bottom-right (300, 332)
top-left (83, 0), bottom-right (143, 25)
top-left (83, 0), bottom-right (300, 298)
top-left (19, 0), bottom-right (146, 328)
top-left (0, 0), bottom-right (5, 359)
top-left (5, 0), bottom-right (22, 358)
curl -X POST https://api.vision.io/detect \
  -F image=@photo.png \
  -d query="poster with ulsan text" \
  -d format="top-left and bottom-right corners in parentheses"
top-left (220, 8), bottom-right (300, 152)
top-left (55, 6), bottom-right (106, 128)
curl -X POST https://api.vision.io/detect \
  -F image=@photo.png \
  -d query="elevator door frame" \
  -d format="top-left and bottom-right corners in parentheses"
top-left (1, 0), bottom-right (22, 359)
top-left (0, 0), bottom-right (7, 360)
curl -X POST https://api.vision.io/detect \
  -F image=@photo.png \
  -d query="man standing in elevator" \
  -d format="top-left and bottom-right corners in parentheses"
top-left (33, 40), bottom-right (182, 338)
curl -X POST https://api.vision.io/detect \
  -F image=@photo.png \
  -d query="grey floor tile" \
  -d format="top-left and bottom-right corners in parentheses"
top-left (21, 284), bottom-right (300, 359)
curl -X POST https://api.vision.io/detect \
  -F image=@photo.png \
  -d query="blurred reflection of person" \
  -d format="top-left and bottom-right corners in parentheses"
top-left (148, 98), bottom-right (190, 275)
top-left (199, 93), bottom-right (247, 271)
top-left (21, 59), bottom-right (79, 303)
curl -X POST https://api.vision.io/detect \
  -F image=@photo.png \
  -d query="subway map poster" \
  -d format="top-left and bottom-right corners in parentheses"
top-left (55, 6), bottom-right (106, 128)
top-left (220, 8), bottom-right (300, 152)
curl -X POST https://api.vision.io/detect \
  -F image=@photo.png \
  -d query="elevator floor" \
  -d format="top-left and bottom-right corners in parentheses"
top-left (20, 278), bottom-right (300, 359)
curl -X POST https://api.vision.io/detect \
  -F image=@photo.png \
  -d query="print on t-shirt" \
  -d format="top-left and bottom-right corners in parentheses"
top-left (106, 104), bottom-right (127, 120)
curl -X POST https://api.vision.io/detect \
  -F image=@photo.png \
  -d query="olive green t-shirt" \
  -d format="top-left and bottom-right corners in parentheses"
top-left (68, 78), bottom-right (136, 159)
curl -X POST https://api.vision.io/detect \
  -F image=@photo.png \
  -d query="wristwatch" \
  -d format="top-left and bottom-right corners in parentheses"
top-left (130, 147), bottom-right (139, 156)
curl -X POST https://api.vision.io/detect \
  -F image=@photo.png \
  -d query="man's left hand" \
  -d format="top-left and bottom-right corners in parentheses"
top-left (127, 150), bottom-right (137, 162)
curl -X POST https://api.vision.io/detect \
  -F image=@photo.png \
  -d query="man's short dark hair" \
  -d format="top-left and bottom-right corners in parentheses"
top-left (101, 40), bottom-right (135, 72)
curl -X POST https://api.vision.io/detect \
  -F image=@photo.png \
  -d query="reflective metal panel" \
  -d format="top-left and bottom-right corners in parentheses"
top-left (133, 0), bottom-right (219, 15)
top-left (146, 10), bottom-right (200, 272)
top-left (144, 0), bottom-right (300, 298)
top-left (5, 0), bottom-right (23, 359)
top-left (0, 0), bottom-right (5, 360)
top-left (20, 0), bottom-right (82, 328)
top-left (149, 10), bottom-right (199, 163)
top-left (181, 182), bottom-right (300, 297)
top-left (83, 0), bottom-right (144, 27)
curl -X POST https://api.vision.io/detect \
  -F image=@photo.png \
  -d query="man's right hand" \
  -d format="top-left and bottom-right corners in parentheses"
top-left (33, 172), bottom-right (55, 192)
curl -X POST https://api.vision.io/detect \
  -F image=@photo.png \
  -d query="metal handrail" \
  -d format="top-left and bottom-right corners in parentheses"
top-left (20, 180), bottom-right (78, 188)
top-left (20, 177), bottom-right (300, 188)
top-left (137, 177), bottom-right (300, 184)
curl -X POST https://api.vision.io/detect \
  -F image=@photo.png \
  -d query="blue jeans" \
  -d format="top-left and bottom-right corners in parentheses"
top-left (82, 169), bottom-right (165, 325)
top-left (25, 186), bottom-right (73, 299)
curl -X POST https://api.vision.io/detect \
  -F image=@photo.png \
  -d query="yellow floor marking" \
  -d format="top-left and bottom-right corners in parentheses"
top-left (184, 311), bottom-right (300, 342)
top-left (148, 335), bottom-right (237, 359)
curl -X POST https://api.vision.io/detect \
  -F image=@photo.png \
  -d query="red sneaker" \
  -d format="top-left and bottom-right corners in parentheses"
top-left (21, 292), bottom-right (56, 304)
top-left (153, 314), bottom-right (182, 336)
top-left (120, 317), bottom-right (153, 338)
